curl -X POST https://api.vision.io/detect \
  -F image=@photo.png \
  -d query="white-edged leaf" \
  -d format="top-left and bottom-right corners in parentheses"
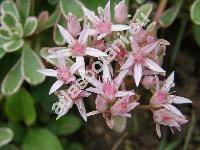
top-left (53, 15), bottom-right (65, 45)
top-left (0, 48), bottom-right (6, 60)
top-left (16, 0), bottom-right (31, 21)
top-left (190, 0), bottom-right (200, 25)
top-left (0, 28), bottom-right (10, 40)
top-left (23, 17), bottom-right (38, 37)
top-left (1, 60), bottom-right (23, 96)
top-left (21, 43), bottom-right (45, 85)
top-left (113, 117), bottom-right (127, 133)
top-left (2, 38), bottom-right (24, 52)
top-left (0, 127), bottom-right (13, 147)
top-left (1, 1), bottom-right (19, 20)
top-left (1, 13), bottom-right (18, 29)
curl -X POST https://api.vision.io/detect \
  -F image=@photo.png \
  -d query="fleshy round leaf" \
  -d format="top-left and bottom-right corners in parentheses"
top-left (0, 127), bottom-right (13, 147)
top-left (1, 13), bottom-right (18, 29)
top-left (21, 43), bottom-right (45, 85)
top-left (191, 0), bottom-right (200, 25)
top-left (159, 4), bottom-right (181, 28)
top-left (1, 1), bottom-right (19, 20)
top-left (2, 38), bottom-right (24, 52)
top-left (16, 0), bottom-right (31, 22)
top-left (45, 7), bottom-right (60, 30)
top-left (193, 24), bottom-right (200, 47)
top-left (0, 48), bottom-right (6, 60)
top-left (0, 28), bottom-right (10, 40)
top-left (114, 117), bottom-right (127, 133)
top-left (60, 0), bottom-right (83, 18)
top-left (5, 88), bottom-right (36, 125)
top-left (23, 17), bottom-right (38, 37)
top-left (22, 128), bottom-right (63, 150)
top-left (35, 11), bottom-right (49, 34)
top-left (133, 3), bottom-right (153, 25)
top-left (1, 60), bottom-right (23, 96)
top-left (47, 116), bottom-right (82, 136)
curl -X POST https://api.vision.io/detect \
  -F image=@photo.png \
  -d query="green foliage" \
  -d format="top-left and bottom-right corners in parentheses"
top-left (5, 88), bottom-right (36, 125)
top-left (193, 24), bottom-right (200, 47)
top-left (23, 17), bottom-right (38, 37)
top-left (22, 128), bottom-right (63, 150)
top-left (0, 127), bottom-right (13, 147)
top-left (190, 0), bottom-right (200, 25)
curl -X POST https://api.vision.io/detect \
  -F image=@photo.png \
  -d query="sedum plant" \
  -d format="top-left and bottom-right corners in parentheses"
top-left (39, 0), bottom-right (192, 138)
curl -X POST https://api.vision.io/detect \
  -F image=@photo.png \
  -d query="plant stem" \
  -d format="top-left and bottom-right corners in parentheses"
top-left (153, 0), bottom-right (168, 22)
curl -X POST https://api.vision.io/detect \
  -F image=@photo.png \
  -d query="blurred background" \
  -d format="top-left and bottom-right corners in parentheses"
top-left (0, 0), bottom-right (200, 149)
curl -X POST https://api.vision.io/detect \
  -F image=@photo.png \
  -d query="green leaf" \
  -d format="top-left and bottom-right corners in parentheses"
top-left (193, 24), bottom-right (200, 47)
top-left (1, 13), bottom-right (18, 29)
top-left (23, 17), bottom-right (38, 37)
top-left (0, 28), bottom-right (10, 40)
top-left (60, 0), bottom-right (83, 18)
top-left (16, 0), bottom-right (31, 22)
top-left (114, 117), bottom-right (127, 133)
top-left (0, 127), bottom-right (13, 147)
top-left (21, 43), bottom-right (45, 85)
top-left (1, 60), bottom-right (23, 96)
top-left (53, 15), bottom-right (66, 45)
top-left (22, 128), bottom-right (63, 150)
top-left (5, 88), bottom-right (36, 125)
top-left (1, 0), bottom-right (19, 20)
top-left (190, 0), bottom-right (200, 25)
top-left (2, 38), bottom-right (24, 52)
top-left (69, 143), bottom-right (83, 150)
top-left (35, 11), bottom-right (49, 34)
top-left (133, 3), bottom-right (153, 25)
top-left (159, 3), bottom-right (182, 28)
top-left (0, 48), bottom-right (6, 60)
top-left (47, 115), bottom-right (82, 135)
top-left (45, 6), bottom-right (60, 30)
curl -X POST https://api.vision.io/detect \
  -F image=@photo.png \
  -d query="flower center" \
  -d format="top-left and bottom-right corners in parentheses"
top-left (72, 43), bottom-right (86, 56)
top-left (155, 92), bottom-right (167, 105)
top-left (102, 81), bottom-right (116, 99)
top-left (97, 22), bottom-right (111, 34)
top-left (133, 50), bottom-right (145, 64)
top-left (58, 70), bottom-right (71, 82)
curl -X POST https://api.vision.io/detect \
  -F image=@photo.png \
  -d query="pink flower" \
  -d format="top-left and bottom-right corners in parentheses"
top-left (55, 89), bottom-right (90, 121)
top-left (38, 54), bottom-right (77, 94)
top-left (121, 37), bottom-right (166, 86)
top-left (153, 108), bottom-right (188, 138)
top-left (86, 59), bottom-right (134, 100)
top-left (114, 0), bottom-right (128, 24)
top-left (66, 13), bottom-right (81, 37)
top-left (82, 0), bottom-right (129, 40)
top-left (150, 72), bottom-right (192, 137)
top-left (142, 76), bottom-right (156, 89)
top-left (47, 25), bottom-right (107, 78)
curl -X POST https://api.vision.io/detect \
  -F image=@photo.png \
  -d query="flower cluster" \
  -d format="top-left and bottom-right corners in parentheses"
top-left (38, 0), bottom-right (192, 137)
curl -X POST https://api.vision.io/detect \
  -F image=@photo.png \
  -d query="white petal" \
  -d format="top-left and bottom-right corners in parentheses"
top-left (129, 37), bottom-right (140, 52)
top-left (145, 58), bottom-right (166, 73)
top-left (85, 47), bottom-right (107, 57)
top-left (57, 25), bottom-right (75, 46)
top-left (121, 56), bottom-right (134, 70)
top-left (142, 41), bottom-right (159, 54)
top-left (111, 24), bottom-right (130, 31)
top-left (156, 123), bottom-right (161, 138)
top-left (169, 95), bottom-right (192, 104)
top-left (70, 62), bottom-right (81, 75)
top-left (97, 33), bottom-right (108, 40)
top-left (85, 76), bottom-right (103, 88)
top-left (162, 104), bottom-right (184, 118)
top-left (103, 60), bottom-right (112, 82)
top-left (76, 56), bottom-right (85, 79)
top-left (161, 71), bottom-right (174, 92)
top-left (87, 110), bottom-right (101, 116)
top-left (85, 87), bottom-right (102, 95)
top-left (115, 91), bottom-right (134, 97)
top-left (114, 69), bottom-right (129, 89)
top-left (82, 6), bottom-right (100, 24)
top-left (134, 64), bottom-right (142, 87)
top-left (47, 49), bottom-right (73, 58)
top-left (75, 99), bottom-right (87, 121)
top-left (103, 0), bottom-right (111, 22)
top-left (78, 27), bottom-right (89, 44)
top-left (49, 80), bottom-right (64, 95)
top-left (37, 69), bottom-right (58, 77)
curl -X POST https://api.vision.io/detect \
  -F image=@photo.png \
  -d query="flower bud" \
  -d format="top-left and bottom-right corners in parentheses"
top-left (142, 76), bottom-right (155, 89)
top-left (114, 0), bottom-right (128, 24)
top-left (67, 14), bottom-right (81, 37)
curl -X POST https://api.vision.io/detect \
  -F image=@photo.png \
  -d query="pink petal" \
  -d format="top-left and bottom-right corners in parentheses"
top-left (85, 47), bottom-right (107, 57)
top-left (85, 76), bottom-right (103, 89)
top-left (134, 64), bottom-right (142, 87)
top-left (161, 71), bottom-right (174, 92)
top-left (37, 69), bottom-right (58, 77)
top-left (75, 99), bottom-right (87, 121)
top-left (168, 95), bottom-right (192, 104)
top-left (76, 56), bottom-right (85, 79)
top-left (47, 49), bottom-right (73, 58)
top-left (57, 25), bottom-right (75, 46)
top-left (115, 91), bottom-right (135, 97)
top-left (129, 37), bottom-right (140, 52)
top-left (145, 58), bottom-right (166, 73)
top-left (114, 69), bottom-right (129, 89)
top-left (82, 6), bottom-right (100, 24)
top-left (141, 41), bottom-right (159, 54)
top-left (97, 33), bottom-right (108, 40)
top-left (103, 60), bottom-right (112, 82)
top-left (78, 27), bottom-right (89, 44)
top-left (70, 62), bottom-right (81, 74)
top-left (95, 95), bottom-right (107, 111)
top-left (49, 80), bottom-right (64, 95)
top-left (87, 110), bottom-right (101, 116)
top-left (111, 24), bottom-right (130, 31)
top-left (85, 87), bottom-right (103, 95)
top-left (162, 104), bottom-right (184, 118)
top-left (104, 0), bottom-right (111, 22)
top-left (121, 56), bottom-right (134, 69)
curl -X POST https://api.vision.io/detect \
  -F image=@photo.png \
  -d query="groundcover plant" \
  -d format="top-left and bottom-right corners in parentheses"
top-left (0, 0), bottom-right (200, 149)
